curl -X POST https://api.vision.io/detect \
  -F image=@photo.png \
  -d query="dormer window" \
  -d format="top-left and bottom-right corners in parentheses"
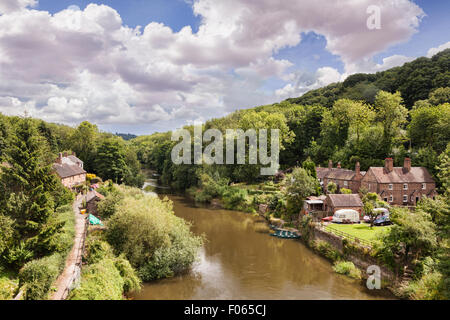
top-left (403, 183), bottom-right (408, 190)
top-left (388, 184), bottom-right (393, 190)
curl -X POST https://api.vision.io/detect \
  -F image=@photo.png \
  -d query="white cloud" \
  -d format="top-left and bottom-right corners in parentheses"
top-left (0, 0), bottom-right (427, 131)
top-left (427, 41), bottom-right (450, 58)
top-left (0, 0), bottom-right (36, 14)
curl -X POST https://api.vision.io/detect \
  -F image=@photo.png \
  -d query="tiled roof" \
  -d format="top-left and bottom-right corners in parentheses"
top-left (53, 163), bottom-right (86, 178)
top-left (316, 167), bottom-right (330, 179)
top-left (325, 168), bottom-right (356, 180)
top-left (327, 194), bottom-right (363, 207)
top-left (369, 167), bottom-right (435, 184)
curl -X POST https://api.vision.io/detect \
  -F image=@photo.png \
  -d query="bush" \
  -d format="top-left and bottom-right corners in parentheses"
top-left (313, 240), bottom-right (342, 262)
top-left (84, 238), bottom-right (114, 265)
top-left (69, 258), bottom-right (125, 300)
top-left (97, 191), bottom-right (124, 219)
top-left (114, 257), bottom-right (141, 293)
top-left (19, 254), bottom-right (64, 300)
top-left (106, 194), bottom-right (203, 281)
top-left (222, 187), bottom-right (248, 210)
top-left (332, 261), bottom-right (362, 279)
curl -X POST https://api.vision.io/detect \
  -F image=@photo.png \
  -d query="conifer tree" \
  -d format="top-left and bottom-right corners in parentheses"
top-left (0, 118), bottom-right (63, 268)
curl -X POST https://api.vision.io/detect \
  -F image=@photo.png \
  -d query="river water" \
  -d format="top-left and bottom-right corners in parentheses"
top-left (132, 192), bottom-right (392, 300)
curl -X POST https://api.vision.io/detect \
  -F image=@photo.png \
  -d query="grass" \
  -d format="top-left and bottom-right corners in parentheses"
top-left (325, 223), bottom-right (392, 242)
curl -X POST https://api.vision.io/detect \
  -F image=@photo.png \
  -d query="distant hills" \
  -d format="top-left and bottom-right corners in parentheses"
top-left (115, 133), bottom-right (138, 141)
top-left (285, 49), bottom-right (450, 109)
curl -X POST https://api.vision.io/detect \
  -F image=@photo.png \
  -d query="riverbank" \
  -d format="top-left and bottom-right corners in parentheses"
top-left (132, 194), bottom-right (393, 300)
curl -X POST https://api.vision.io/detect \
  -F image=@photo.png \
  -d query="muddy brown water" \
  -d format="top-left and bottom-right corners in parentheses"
top-left (132, 195), bottom-right (392, 300)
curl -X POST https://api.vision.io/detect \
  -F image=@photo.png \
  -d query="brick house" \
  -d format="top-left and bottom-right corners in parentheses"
top-left (361, 158), bottom-right (437, 206)
top-left (53, 152), bottom-right (87, 189)
top-left (324, 194), bottom-right (364, 217)
top-left (318, 160), bottom-right (366, 194)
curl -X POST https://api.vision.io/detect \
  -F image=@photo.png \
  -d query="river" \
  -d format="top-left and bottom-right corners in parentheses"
top-left (132, 190), bottom-right (392, 300)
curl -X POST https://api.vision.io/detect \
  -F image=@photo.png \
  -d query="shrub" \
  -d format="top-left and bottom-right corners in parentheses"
top-left (333, 261), bottom-right (362, 279)
top-left (106, 195), bottom-right (203, 281)
top-left (97, 191), bottom-right (124, 219)
top-left (313, 240), bottom-right (342, 262)
top-left (84, 238), bottom-right (114, 265)
top-left (19, 254), bottom-right (64, 300)
top-left (69, 258), bottom-right (125, 300)
top-left (114, 257), bottom-right (141, 293)
top-left (222, 188), bottom-right (248, 210)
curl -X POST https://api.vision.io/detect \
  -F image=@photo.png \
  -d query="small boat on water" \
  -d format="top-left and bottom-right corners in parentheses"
top-left (270, 229), bottom-right (300, 239)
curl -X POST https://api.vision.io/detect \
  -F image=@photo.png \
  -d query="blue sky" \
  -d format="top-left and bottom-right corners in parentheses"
top-left (0, 0), bottom-right (448, 135)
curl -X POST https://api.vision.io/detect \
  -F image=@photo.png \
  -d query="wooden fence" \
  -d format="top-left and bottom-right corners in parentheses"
top-left (317, 224), bottom-right (374, 247)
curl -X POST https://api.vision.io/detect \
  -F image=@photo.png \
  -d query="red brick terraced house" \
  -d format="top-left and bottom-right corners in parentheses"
top-left (318, 160), bottom-right (366, 194)
top-left (53, 152), bottom-right (87, 189)
top-left (361, 158), bottom-right (437, 206)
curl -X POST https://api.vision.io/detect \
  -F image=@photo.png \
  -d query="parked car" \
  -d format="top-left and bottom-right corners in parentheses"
top-left (321, 216), bottom-right (333, 222)
top-left (332, 209), bottom-right (361, 224)
top-left (374, 214), bottom-right (392, 226)
top-left (363, 208), bottom-right (390, 223)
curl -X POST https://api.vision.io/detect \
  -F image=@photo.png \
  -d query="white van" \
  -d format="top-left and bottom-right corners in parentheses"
top-left (332, 209), bottom-right (360, 224)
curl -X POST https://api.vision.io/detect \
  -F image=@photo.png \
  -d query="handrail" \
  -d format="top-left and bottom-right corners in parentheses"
top-left (317, 224), bottom-right (374, 247)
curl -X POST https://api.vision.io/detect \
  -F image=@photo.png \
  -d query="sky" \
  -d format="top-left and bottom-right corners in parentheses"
top-left (0, 0), bottom-right (448, 135)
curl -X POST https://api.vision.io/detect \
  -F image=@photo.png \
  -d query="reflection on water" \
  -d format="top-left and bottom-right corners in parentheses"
top-left (132, 195), bottom-right (392, 300)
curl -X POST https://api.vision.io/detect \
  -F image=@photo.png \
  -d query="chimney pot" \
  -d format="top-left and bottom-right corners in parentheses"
top-left (63, 151), bottom-right (68, 157)
top-left (337, 162), bottom-right (341, 169)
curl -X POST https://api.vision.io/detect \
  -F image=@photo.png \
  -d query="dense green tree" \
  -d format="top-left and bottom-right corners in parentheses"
top-left (70, 121), bottom-right (99, 172)
top-left (283, 167), bottom-right (319, 216)
top-left (374, 91), bottom-right (408, 153)
top-left (95, 138), bottom-right (128, 184)
top-left (0, 119), bottom-right (63, 268)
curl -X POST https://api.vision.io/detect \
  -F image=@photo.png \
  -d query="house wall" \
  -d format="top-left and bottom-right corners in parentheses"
top-left (61, 173), bottom-right (86, 189)
top-left (378, 182), bottom-right (436, 206)
top-left (361, 169), bottom-right (436, 206)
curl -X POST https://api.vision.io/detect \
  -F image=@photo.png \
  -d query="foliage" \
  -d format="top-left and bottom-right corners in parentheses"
top-left (332, 261), bottom-right (362, 279)
top-left (312, 240), bottom-right (342, 262)
top-left (105, 190), bottom-right (203, 281)
top-left (0, 118), bottom-right (64, 268)
top-left (327, 181), bottom-right (337, 194)
top-left (283, 167), bottom-right (318, 216)
top-left (18, 253), bottom-right (64, 300)
top-left (68, 258), bottom-right (125, 300)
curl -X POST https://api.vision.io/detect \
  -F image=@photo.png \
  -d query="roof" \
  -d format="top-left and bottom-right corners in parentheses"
top-left (53, 163), bottom-right (86, 178)
top-left (86, 190), bottom-right (105, 202)
top-left (67, 155), bottom-right (83, 165)
top-left (316, 167), bottom-right (330, 179)
top-left (327, 194), bottom-right (363, 207)
top-left (325, 168), bottom-right (356, 180)
top-left (305, 200), bottom-right (324, 205)
top-left (368, 167), bottom-right (435, 184)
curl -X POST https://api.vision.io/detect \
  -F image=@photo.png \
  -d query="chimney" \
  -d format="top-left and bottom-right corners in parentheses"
top-left (72, 151), bottom-right (76, 157)
top-left (355, 162), bottom-right (360, 175)
top-left (63, 151), bottom-right (68, 157)
top-left (385, 158), bottom-right (394, 173)
top-left (57, 153), bottom-right (63, 164)
top-left (328, 160), bottom-right (333, 169)
top-left (337, 162), bottom-right (341, 169)
top-left (403, 158), bottom-right (411, 173)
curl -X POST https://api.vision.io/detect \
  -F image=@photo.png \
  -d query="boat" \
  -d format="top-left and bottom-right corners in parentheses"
top-left (270, 229), bottom-right (300, 239)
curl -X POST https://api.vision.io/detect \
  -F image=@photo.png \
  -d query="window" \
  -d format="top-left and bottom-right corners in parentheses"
top-left (403, 183), bottom-right (408, 190)
top-left (422, 183), bottom-right (426, 190)
top-left (388, 184), bottom-right (393, 190)
top-left (389, 195), bottom-right (393, 203)
top-left (403, 195), bottom-right (408, 203)
top-left (383, 197), bottom-right (388, 202)
top-left (344, 181), bottom-right (348, 187)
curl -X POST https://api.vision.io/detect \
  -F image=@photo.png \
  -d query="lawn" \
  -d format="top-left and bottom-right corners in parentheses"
top-left (325, 223), bottom-right (392, 243)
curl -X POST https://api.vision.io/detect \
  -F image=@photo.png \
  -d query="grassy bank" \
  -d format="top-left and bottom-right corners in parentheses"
top-left (69, 184), bottom-right (203, 300)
